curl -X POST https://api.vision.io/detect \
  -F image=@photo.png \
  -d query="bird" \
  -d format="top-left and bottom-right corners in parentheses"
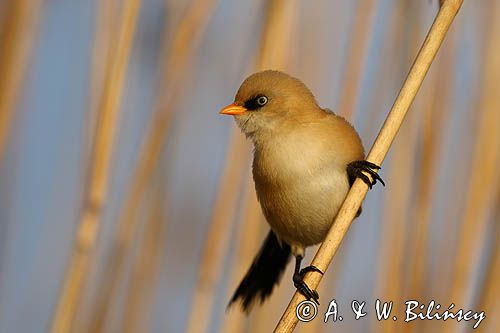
top-left (220, 70), bottom-right (384, 312)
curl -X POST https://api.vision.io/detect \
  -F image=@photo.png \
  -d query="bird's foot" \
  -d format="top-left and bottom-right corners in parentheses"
top-left (347, 160), bottom-right (385, 189)
top-left (293, 265), bottom-right (323, 305)
top-left (299, 265), bottom-right (323, 277)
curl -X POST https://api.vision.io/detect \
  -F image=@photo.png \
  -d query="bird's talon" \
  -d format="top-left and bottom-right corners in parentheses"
top-left (363, 161), bottom-right (381, 170)
top-left (358, 171), bottom-right (372, 188)
top-left (347, 160), bottom-right (385, 189)
top-left (294, 279), bottom-right (320, 305)
top-left (299, 265), bottom-right (324, 277)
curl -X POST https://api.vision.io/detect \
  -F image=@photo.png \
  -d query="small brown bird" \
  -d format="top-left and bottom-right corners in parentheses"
top-left (220, 70), bottom-right (383, 311)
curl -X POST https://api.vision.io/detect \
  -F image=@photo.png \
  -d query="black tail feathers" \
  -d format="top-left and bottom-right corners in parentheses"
top-left (228, 230), bottom-right (291, 312)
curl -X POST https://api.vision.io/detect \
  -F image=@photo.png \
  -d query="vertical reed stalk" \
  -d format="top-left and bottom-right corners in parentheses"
top-left (183, 132), bottom-right (250, 333)
top-left (83, 0), bottom-right (117, 159)
top-left (475, 208), bottom-right (499, 333)
top-left (88, 0), bottom-right (219, 331)
top-left (72, 2), bottom-right (118, 331)
top-left (372, 3), bottom-right (420, 332)
top-left (186, 1), bottom-right (298, 332)
top-left (121, 169), bottom-right (168, 333)
top-left (0, 0), bottom-right (42, 161)
top-left (50, 1), bottom-right (141, 332)
top-left (220, 179), bottom-right (265, 333)
top-left (374, 117), bottom-right (420, 333)
top-left (406, 27), bottom-right (456, 304)
top-left (0, 0), bottom-right (43, 315)
top-left (274, 1), bottom-right (463, 331)
top-left (444, 0), bottom-right (500, 328)
top-left (403, 8), bottom-right (457, 333)
top-left (336, 0), bottom-right (378, 119)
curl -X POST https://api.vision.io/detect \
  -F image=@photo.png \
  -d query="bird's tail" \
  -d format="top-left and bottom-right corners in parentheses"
top-left (228, 230), bottom-right (291, 312)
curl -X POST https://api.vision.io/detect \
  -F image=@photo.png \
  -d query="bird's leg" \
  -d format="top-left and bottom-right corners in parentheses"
top-left (293, 255), bottom-right (322, 305)
top-left (347, 160), bottom-right (385, 189)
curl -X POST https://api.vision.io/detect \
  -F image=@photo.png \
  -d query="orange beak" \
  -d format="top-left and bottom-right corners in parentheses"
top-left (219, 103), bottom-right (247, 115)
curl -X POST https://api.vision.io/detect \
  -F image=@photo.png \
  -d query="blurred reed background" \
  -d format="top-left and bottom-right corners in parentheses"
top-left (0, 0), bottom-right (498, 332)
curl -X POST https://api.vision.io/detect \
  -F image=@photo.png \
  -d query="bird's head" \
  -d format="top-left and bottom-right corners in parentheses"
top-left (219, 70), bottom-right (319, 140)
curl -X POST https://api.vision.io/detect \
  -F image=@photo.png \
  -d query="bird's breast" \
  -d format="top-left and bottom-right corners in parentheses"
top-left (252, 139), bottom-right (350, 249)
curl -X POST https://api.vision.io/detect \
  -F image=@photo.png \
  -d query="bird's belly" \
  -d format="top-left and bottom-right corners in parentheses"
top-left (255, 167), bottom-right (349, 249)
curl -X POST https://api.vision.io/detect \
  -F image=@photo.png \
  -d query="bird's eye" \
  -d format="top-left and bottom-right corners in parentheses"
top-left (256, 96), bottom-right (268, 106)
top-left (244, 95), bottom-right (269, 110)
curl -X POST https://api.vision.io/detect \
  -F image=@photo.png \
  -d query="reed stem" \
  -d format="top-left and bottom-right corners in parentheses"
top-left (443, 0), bottom-right (500, 325)
top-left (88, 0), bottom-right (219, 330)
top-left (50, 0), bottom-right (141, 331)
top-left (0, 0), bottom-right (42, 161)
top-left (122, 170), bottom-right (167, 333)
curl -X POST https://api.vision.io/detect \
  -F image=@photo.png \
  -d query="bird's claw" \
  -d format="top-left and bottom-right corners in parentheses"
top-left (294, 279), bottom-right (320, 305)
top-left (347, 160), bottom-right (385, 189)
top-left (299, 265), bottom-right (323, 277)
top-left (293, 268), bottom-right (321, 305)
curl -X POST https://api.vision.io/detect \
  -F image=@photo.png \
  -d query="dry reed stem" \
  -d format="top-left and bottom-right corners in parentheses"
top-left (88, 0), bottom-right (219, 330)
top-left (122, 171), bottom-right (168, 333)
top-left (372, 2), bottom-right (419, 332)
top-left (83, 0), bottom-right (117, 159)
top-left (353, 16), bottom-right (417, 333)
top-left (434, 1), bottom-right (497, 307)
top-left (336, 0), bottom-right (378, 119)
top-left (72, 2), bottom-right (118, 331)
top-left (220, 179), bottom-right (265, 333)
top-left (183, 131), bottom-right (250, 333)
top-left (0, 0), bottom-right (42, 162)
top-left (372, 4), bottom-right (421, 333)
top-left (274, 1), bottom-right (463, 331)
top-left (420, 51), bottom-right (459, 315)
top-left (443, 0), bottom-right (500, 325)
top-left (374, 121), bottom-right (418, 333)
top-left (475, 207), bottom-right (499, 333)
top-left (186, 1), bottom-right (298, 332)
top-left (255, 0), bottom-right (298, 70)
top-left (407, 28), bottom-right (456, 305)
top-left (50, 1), bottom-right (142, 332)
top-left (403, 9), bottom-right (457, 333)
